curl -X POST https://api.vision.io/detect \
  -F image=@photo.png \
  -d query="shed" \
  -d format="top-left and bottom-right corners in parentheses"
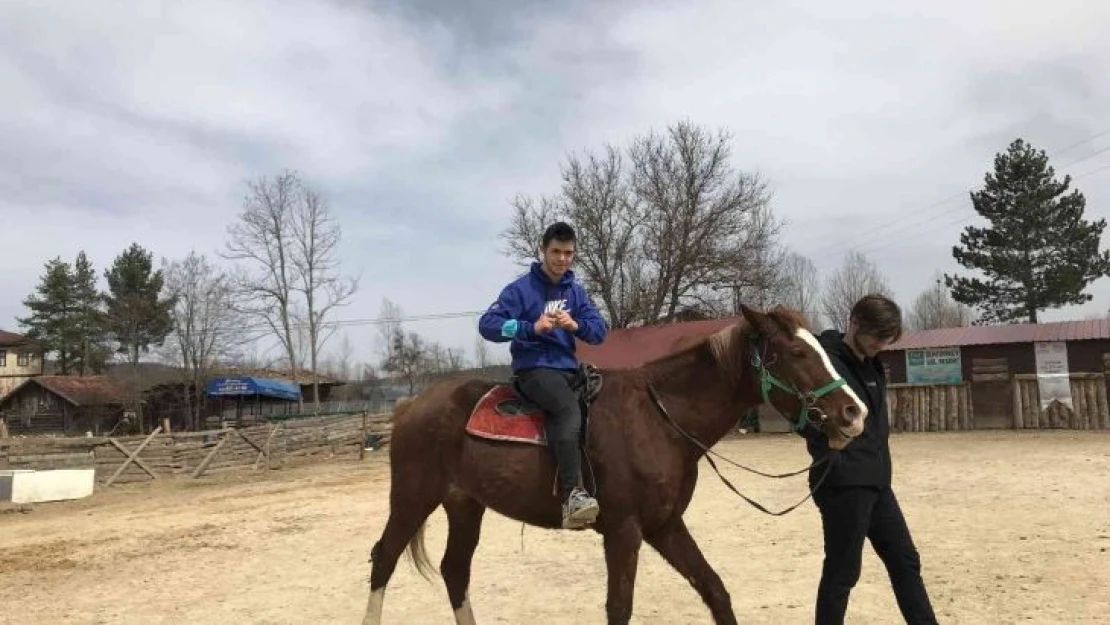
top-left (0, 375), bottom-right (129, 435)
top-left (880, 319), bottom-right (1110, 429)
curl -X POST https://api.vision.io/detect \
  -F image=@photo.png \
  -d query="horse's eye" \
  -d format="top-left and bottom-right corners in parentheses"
top-left (790, 347), bottom-right (807, 358)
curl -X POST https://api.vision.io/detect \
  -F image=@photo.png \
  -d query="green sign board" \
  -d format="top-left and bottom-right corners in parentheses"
top-left (905, 348), bottom-right (962, 384)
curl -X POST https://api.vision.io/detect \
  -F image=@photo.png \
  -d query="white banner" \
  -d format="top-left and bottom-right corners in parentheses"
top-left (1034, 341), bottom-right (1073, 410)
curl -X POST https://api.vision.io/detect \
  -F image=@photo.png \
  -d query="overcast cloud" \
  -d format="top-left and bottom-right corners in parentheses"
top-left (3, 0), bottom-right (1110, 370)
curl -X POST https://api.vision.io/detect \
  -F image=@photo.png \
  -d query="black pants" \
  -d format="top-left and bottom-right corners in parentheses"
top-left (813, 486), bottom-right (938, 625)
top-left (515, 367), bottom-right (582, 498)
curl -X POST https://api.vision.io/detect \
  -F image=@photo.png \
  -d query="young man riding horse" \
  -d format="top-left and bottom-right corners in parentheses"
top-left (477, 221), bottom-right (609, 529)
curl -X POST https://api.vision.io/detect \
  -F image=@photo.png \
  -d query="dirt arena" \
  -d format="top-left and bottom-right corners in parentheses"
top-left (1, 430), bottom-right (1107, 624)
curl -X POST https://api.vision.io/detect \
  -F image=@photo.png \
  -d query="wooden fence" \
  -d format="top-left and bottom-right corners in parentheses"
top-left (1012, 373), bottom-right (1110, 430)
top-left (886, 382), bottom-right (973, 432)
top-left (887, 373), bottom-right (1110, 432)
top-left (0, 411), bottom-right (393, 485)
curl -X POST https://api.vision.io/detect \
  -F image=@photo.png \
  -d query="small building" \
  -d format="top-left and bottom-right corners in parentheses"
top-left (880, 318), bottom-right (1110, 429)
top-left (0, 330), bottom-right (45, 400)
top-left (0, 375), bottom-right (129, 435)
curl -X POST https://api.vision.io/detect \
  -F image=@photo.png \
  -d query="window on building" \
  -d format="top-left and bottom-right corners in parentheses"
top-left (17, 351), bottom-right (30, 367)
top-left (0, 349), bottom-right (6, 367)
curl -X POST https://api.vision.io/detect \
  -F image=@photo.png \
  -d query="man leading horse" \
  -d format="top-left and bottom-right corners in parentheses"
top-left (478, 221), bottom-right (609, 530)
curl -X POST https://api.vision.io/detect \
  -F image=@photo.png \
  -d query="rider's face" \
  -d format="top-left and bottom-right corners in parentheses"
top-left (542, 239), bottom-right (575, 277)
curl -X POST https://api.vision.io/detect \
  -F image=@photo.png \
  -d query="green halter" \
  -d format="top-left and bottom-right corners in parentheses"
top-left (751, 350), bottom-right (847, 433)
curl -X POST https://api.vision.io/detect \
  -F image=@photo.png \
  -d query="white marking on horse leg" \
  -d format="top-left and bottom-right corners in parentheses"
top-left (795, 328), bottom-right (868, 423)
top-left (363, 588), bottom-right (385, 625)
top-left (454, 596), bottom-right (477, 625)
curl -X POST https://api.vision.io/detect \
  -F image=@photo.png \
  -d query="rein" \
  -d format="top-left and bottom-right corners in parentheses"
top-left (645, 341), bottom-right (844, 517)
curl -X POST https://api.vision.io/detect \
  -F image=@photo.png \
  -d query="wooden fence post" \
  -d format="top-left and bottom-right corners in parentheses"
top-left (253, 423), bottom-right (281, 470)
top-left (192, 429), bottom-right (231, 479)
top-left (359, 412), bottom-right (368, 460)
top-left (104, 426), bottom-right (163, 486)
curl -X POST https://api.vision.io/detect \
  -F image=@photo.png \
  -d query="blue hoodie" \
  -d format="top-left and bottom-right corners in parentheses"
top-left (478, 262), bottom-right (608, 372)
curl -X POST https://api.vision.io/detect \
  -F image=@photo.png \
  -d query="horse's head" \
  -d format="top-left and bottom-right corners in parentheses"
top-left (739, 304), bottom-right (867, 450)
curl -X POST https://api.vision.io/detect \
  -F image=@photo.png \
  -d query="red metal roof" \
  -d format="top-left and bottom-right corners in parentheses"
top-left (886, 318), bottom-right (1110, 351)
top-left (576, 316), bottom-right (741, 369)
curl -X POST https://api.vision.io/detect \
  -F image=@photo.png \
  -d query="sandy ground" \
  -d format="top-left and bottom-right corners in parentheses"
top-left (1, 430), bottom-right (1108, 624)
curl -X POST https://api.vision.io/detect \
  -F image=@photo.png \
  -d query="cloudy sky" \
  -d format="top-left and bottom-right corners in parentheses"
top-left (3, 0), bottom-right (1110, 370)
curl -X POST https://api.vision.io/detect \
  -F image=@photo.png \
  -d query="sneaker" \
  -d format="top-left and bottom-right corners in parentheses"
top-left (561, 487), bottom-right (600, 530)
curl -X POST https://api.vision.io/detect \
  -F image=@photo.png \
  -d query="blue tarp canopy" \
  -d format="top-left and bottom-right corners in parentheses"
top-left (205, 376), bottom-right (301, 401)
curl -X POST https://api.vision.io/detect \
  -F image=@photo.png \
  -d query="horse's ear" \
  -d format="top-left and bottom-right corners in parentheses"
top-left (740, 304), bottom-right (779, 339)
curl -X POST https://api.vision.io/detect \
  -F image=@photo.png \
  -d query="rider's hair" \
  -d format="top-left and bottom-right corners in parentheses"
top-left (542, 221), bottom-right (576, 248)
top-left (850, 294), bottom-right (903, 342)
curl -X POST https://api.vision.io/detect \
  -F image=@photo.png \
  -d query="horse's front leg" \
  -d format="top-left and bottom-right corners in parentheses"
top-left (602, 518), bottom-right (643, 624)
top-left (646, 517), bottom-right (737, 625)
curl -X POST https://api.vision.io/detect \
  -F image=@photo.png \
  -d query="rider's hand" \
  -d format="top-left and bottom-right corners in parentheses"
top-left (551, 310), bottom-right (578, 333)
top-left (534, 313), bottom-right (556, 334)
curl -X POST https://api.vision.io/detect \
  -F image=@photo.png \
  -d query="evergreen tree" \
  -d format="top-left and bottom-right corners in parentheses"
top-left (71, 251), bottom-right (111, 375)
top-left (104, 243), bottom-right (176, 367)
top-left (18, 257), bottom-right (79, 373)
top-left (17, 251), bottom-right (110, 374)
top-left (945, 138), bottom-right (1110, 323)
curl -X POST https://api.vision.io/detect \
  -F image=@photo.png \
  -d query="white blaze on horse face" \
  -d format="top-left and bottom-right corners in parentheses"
top-left (363, 588), bottom-right (385, 625)
top-left (794, 328), bottom-right (868, 428)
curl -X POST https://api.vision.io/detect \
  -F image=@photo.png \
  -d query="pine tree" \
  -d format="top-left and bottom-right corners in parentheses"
top-left (71, 251), bottom-right (111, 375)
top-left (104, 243), bottom-right (176, 367)
top-left (17, 252), bottom-right (111, 374)
top-left (18, 257), bottom-right (79, 374)
top-left (945, 138), bottom-right (1110, 323)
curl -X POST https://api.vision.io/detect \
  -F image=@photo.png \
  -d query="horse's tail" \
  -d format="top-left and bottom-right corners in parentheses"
top-left (405, 521), bottom-right (436, 581)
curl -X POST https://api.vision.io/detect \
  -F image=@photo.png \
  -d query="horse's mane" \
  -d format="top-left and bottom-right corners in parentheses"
top-left (703, 305), bottom-right (809, 377)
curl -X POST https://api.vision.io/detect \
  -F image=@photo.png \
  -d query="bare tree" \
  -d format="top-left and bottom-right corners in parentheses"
top-left (290, 182), bottom-right (358, 410)
top-left (162, 251), bottom-right (245, 430)
top-left (778, 251), bottom-right (821, 328)
top-left (333, 332), bottom-right (355, 381)
top-left (501, 120), bottom-right (777, 327)
top-left (820, 250), bottom-right (895, 331)
top-left (383, 331), bottom-right (428, 396)
top-left (473, 334), bottom-right (491, 368)
top-left (907, 271), bottom-right (974, 330)
top-left (375, 298), bottom-right (403, 364)
top-left (222, 171), bottom-right (304, 410)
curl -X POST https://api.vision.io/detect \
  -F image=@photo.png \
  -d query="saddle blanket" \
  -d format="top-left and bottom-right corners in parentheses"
top-left (465, 384), bottom-right (547, 446)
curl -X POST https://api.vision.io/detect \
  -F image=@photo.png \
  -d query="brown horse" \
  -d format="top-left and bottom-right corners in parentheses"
top-left (361, 304), bottom-right (868, 624)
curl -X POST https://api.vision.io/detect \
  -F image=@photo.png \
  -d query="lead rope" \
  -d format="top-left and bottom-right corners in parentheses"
top-left (647, 383), bottom-right (834, 516)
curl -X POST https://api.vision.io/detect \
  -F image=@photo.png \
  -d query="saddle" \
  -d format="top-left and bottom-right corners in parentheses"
top-left (465, 362), bottom-right (603, 446)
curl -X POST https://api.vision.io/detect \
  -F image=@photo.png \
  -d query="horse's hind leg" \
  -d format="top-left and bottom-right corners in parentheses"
top-left (363, 465), bottom-right (443, 624)
top-left (440, 490), bottom-right (486, 625)
top-left (645, 518), bottom-right (736, 625)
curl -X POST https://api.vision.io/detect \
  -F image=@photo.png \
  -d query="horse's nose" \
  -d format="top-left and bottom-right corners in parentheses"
top-left (842, 403), bottom-right (862, 422)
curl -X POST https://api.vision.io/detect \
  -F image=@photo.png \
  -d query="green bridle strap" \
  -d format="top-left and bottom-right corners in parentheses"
top-left (753, 351), bottom-right (847, 433)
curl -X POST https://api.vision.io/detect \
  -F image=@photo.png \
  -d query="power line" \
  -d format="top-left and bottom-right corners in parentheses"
top-left (850, 161), bottom-right (1110, 259)
top-left (792, 128), bottom-right (1110, 260)
top-left (804, 137), bottom-right (1110, 263)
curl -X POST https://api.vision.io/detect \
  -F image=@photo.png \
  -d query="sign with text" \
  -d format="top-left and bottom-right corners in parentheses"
top-left (1034, 341), bottom-right (1073, 410)
top-left (905, 348), bottom-right (963, 384)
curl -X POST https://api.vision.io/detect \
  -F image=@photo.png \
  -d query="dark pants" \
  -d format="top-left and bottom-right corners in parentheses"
top-left (515, 367), bottom-right (582, 498)
top-left (813, 486), bottom-right (938, 625)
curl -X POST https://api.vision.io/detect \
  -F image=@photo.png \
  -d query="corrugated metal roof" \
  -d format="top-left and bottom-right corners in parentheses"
top-left (576, 316), bottom-right (741, 369)
top-left (886, 318), bottom-right (1110, 351)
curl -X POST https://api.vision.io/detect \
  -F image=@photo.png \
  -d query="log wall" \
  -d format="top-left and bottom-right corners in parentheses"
top-left (886, 383), bottom-right (973, 432)
top-left (0, 411), bottom-right (392, 484)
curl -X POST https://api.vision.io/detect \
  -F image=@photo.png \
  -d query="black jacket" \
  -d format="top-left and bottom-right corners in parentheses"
top-left (799, 330), bottom-right (892, 489)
